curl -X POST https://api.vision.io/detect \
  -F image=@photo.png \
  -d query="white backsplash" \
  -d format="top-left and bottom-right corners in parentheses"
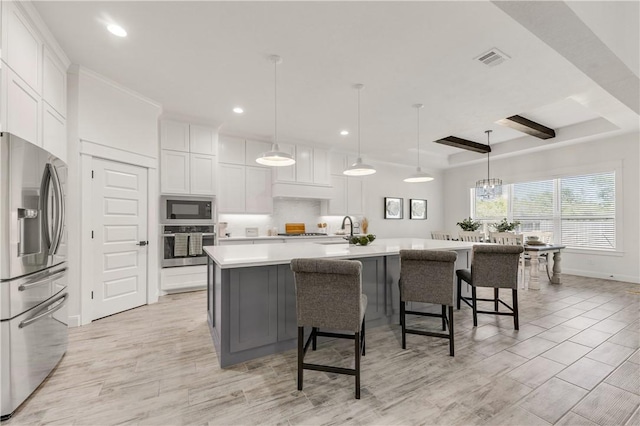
top-left (218, 199), bottom-right (355, 237)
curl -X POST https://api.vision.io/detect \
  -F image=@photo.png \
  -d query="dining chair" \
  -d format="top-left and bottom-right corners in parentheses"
top-left (456, 244), bottom-right (524, 330)
top-left (399, 249), bottom-right (457, 356)
top-left (458, 231), bottom-right (484, 242)
top-left (291, 258), bottom-right (367, 399)
top-left (431, 231), bottom-right (453, 240)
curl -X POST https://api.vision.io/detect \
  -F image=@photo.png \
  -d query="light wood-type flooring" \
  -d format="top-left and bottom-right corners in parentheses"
top-left (5, 274), bottom-right (639, 425)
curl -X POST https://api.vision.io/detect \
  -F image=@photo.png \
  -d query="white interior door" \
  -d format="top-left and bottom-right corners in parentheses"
top-left (92, 158), bottom-right (148, 320)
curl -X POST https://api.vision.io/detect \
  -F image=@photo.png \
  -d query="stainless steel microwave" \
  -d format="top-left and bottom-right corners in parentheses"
top-left (160, 196), bottom-right (215, 224)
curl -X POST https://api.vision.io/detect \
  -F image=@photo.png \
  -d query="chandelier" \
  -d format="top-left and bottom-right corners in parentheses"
top-left (475, 130), bottom-right (502, 200)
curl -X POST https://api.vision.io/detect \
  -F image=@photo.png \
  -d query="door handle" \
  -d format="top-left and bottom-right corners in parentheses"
top-left (136, 241), bottom-right (149, 246)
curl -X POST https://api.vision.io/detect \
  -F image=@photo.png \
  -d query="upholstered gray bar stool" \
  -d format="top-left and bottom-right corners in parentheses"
top-left (456, 244), bottom-right (524, 330)
top-left (291, 258), bottom-right (367, 399)
top-left (399, 250), bottom-right (458, 356)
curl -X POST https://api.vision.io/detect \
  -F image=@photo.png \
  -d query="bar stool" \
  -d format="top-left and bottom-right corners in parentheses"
top-left (456, 244), bottom-right (524, 330)
top-left (291, 258), bottom-right (367, 399)
top-left (399, 250), bottom-right (458, 356)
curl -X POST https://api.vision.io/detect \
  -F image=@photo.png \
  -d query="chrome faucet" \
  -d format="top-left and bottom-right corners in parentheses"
top-left (341, 216), bottom-right (354, 237)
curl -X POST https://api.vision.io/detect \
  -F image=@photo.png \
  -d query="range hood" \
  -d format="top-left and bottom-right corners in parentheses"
top-left (271, 182), bottom-right (333, 200)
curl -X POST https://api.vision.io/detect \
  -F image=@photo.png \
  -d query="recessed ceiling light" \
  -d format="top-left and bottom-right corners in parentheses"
top-left (107, 24), bottom-right (127, 37)
top-left (340, 130), bottom-right (349, 136)
top-left (233, 107), bottom-right (244, 114)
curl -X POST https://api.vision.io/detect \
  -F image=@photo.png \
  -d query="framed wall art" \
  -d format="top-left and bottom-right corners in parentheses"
top-left (410, 199), bottom-right (427, 220)
top-left (384, 197), bottom-right (403, 219)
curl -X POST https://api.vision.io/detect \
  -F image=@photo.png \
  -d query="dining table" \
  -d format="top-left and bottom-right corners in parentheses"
top-left (524, 243), bottom-right (566, 290)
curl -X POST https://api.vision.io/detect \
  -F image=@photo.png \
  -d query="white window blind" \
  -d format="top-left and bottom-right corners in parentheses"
top-left (471, 171), bottom-right (616, 250)
top-left (560, 172), bottom-right (615, 249)
top-left (512, 180), bottom-right (554, 233)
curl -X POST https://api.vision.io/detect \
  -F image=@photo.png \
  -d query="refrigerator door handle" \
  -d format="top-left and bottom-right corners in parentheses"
top-left (39, 164), bottom-right (53, 252)
top-left (18, 268), bottom-right (67, 291)
top-left (49, 165), bottom-right (64, 255)
top-left (18, 292), bottom-right (68, 329)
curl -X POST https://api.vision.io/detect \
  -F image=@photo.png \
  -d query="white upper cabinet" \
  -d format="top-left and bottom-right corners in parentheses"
top-left (245, 139), bottom-right (272, 167)
top-left (160, 120), bottom-right (190, 152)
top-left (295, 145), bottom-right (313, 183)
top-left (4, 67), bottom-right (41, 145)
top-left (189, 125), bottom-right (216, 155)
top-left (42, 102), bottom-right (66, 161)
top-left (190, 153), bottom-right (217, 195)
top-left (159, 120), bottom-right (217, 195)
top-left (3, 2), bottom-right (42, 93)
top-left (322, 175), bottom-right (364, 216)
top-left (42, 46), bottom-right (66, 117)
top-left (347, 178), bottom-right (364, 215)
top-left (329, 151), bottom-right (347, 175)
top-left (274, 143), bottom-right (296, 182)
top-left (312, 148), bottom-right (330, 185)
top-left (218, 164), bottom-right (246, 212)
top-left (160, 150), bottom-right (190, 194)
top-left (245, 166), bottom-right (273, 213)
top-left (218, 135), bottom-right (245, 164)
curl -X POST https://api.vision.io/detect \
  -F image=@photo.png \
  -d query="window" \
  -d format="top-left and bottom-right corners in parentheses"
top-left (473, 171), bottom-right (616, 250)
top-left (560, 172), bottom-right (615, 249)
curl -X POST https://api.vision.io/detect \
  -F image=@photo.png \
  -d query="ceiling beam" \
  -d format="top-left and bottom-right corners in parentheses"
top-left (497, 115), bottom-right (556, 139)
top-left (434, 136), bottom-right (491, 154)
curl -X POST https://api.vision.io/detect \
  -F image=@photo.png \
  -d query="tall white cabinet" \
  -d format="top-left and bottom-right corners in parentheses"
top-left (160, 120), bottom-right (217, 195)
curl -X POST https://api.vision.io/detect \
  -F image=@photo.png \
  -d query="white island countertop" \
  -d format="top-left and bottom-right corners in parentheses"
top-left (204, 238), bottom-right (475, 269)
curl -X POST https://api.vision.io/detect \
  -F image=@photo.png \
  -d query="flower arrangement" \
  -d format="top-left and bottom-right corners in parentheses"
top-left (492, 218), bottom-right (521, 232)
top-left (456, 217), bottom-right (482, 231)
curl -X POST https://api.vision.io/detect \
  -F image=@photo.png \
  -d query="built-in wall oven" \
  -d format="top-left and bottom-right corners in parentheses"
top-left (162, 225), bottom-right (215, 268)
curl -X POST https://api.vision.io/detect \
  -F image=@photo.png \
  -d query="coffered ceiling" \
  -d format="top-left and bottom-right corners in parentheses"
top-left (33, 1), bottom-right (640, 170)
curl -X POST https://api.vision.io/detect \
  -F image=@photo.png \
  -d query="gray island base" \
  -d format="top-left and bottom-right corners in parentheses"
top-left (204, 238), bottom-right (474, 368)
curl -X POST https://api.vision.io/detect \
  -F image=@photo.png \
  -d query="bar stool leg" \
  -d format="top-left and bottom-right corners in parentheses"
top-left (448, 305), bottom-right (454, 356)
top-left (472, 286), bottom-right (478, 327)
top-left (513, 289), bottom-right (519, 330)
top-left (401, 301), bottom-right (407, 349)
top-left (312, 327), bottom-right (317, 351)
top-left (355, 331), bottom-right (361, 399)
top-left (297, 326), bottom-right (304, 391)
top-left (456, 277), bottom-right (462, 310)
top-left (441, 305), bottom-right (446, 331)
top-left (494, 288), bottom-right (499, 312)
top-left (361, 317), bottom-right (366, 356)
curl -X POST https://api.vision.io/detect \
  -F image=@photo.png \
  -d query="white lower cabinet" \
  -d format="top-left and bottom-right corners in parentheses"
top-left (161, 265), bottom-right (206, 293)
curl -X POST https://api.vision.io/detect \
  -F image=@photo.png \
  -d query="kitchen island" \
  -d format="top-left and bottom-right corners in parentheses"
top-left (204, 238), bottom-right (475, 367)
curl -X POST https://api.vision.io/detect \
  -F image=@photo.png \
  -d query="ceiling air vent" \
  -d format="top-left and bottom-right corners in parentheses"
top-left (475, 48), bottom-right (510, 67)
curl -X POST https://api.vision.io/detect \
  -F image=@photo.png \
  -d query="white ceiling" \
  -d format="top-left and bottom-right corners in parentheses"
top-left (33, 1), bottom-right (640, 170)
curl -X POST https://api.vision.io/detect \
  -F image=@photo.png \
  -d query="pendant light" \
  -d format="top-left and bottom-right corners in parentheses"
top-left (256, 55), bottom-right (295, 167)
top-left (404, 104), bottom-right (434, 183)
top-left (475, 130), bottom-right (503, 200)
top-left (343, 84), bottom-right (376, 176)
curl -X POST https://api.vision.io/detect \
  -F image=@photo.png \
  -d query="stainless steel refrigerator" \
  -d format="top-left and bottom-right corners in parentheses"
top-left (0, 132), bottom-right (68, 420)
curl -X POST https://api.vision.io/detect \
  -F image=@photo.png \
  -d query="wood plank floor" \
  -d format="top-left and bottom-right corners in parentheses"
top-left (5, 275), bottom-right (639, 425)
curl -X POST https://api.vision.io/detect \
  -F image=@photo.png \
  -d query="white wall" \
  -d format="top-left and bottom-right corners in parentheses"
top-left (443, 132), bottom-right (640, 283)
top-left (76, 67), bottom-right (161, 159)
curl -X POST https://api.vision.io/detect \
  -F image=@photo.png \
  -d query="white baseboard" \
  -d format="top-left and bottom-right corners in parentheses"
top-left (562, 269), bottom-right (640, 284)
top-left (68, 315), bottom-right (81, 328)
